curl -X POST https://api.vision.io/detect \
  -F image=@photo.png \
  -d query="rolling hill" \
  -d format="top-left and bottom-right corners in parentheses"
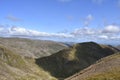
top-left (0, 37), bottom-right (119, 80)
top-left (0, 45), bottom-right (56, 80)
top-left (0, 37), bottom-right (67, 58)
top-left (36, 42), bottom-right (119, 79)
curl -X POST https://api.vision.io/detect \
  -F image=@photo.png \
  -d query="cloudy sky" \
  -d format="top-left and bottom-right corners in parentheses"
top-left (0, 0), bottom-right (120, 44)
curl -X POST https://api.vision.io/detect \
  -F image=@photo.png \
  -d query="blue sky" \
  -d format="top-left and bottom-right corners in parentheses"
top-left (0, 0), bottom-right (120, 44)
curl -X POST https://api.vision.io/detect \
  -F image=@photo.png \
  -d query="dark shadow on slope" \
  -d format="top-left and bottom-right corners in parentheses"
top-left (35, 42), bottom-right (119, 79)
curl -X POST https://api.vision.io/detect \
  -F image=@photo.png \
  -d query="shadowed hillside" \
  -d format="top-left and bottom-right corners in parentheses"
top-left (66, 53), bottom-right (120, 80)
top-left (36, 42), bottom-right (119, 79)
top-left (0, 37), bottom-right (67, 58)
top-left (0, 45), bottom-right (56, 80)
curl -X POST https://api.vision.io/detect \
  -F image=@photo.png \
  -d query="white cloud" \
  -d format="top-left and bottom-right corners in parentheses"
top-left (9, 26), bottom-right (29, 35)
top-left (98, 35), bottom-right (120, 40)
top-left (71, 27), bottom-right (95, 36)
top-left (98, 35), bottom-right (109, 39)
top-left (71, 24), bottom-right (120, 41)
top-left (86, 14), bottom-right (93, 21)
top-left (0, 24), bottom-right (120, 42)
top-left (102, 25), bottom-right (120, 33)
top-left (110, 36), bottom-right (120, 39)
top-left (84, 14), bottom-right (94, 27)
top-left (0, 27), bottom-right (4, 32)
top-left (0, 26), bottom-right (73, 38)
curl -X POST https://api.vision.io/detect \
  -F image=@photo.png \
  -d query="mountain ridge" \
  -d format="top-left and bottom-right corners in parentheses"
top-left (0, 37), bottom-right (119, 80)
top-left (36, 42), bottom-right (119, 79)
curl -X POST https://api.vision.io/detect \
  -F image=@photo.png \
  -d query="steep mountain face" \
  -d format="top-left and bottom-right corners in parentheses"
top-left (0, 45), bottom-right (56, 80)
top-left (66, 53), bottom-right (120, 80)
top-left (36, 42), bottom-right (119, 79)
top-left (0, 37), bottom-right (67, 58)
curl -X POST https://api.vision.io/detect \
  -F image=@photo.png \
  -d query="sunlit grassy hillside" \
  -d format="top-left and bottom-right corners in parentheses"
top-left (0, 37), bottom-right (67, 58)
top-left (66, 53), bottom-right (120, 80)
top-left (0, 45), bottom-right (56, 80)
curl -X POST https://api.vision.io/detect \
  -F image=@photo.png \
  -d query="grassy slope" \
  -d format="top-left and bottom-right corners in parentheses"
top-left (66, 53), bottom-right (120, 80)
top-left (0, 37), bottom-right (67, 58)
top-left (0, 45), bottom-right (56, 80)
top-left (36, 42), bottom-right (119, 79)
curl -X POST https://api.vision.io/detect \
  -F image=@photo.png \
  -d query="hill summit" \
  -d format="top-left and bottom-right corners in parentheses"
top-left (36, 42), bottom-right (119, 79)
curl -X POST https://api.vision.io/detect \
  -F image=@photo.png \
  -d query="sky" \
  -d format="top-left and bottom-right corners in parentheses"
top-left (0, 0), bottom-right (120, 44)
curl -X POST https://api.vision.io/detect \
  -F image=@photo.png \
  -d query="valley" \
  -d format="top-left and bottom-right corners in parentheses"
top-left (0, 37), bottom-right (120, 80)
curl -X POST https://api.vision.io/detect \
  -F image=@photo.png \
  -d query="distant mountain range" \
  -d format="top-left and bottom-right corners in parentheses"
top-left (60, 42), bottom-right (76, 47)
top-left (0, 37), bottom-right (120, 80)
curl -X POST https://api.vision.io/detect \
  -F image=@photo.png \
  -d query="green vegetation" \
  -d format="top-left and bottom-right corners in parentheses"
top-left (66, 53), bottom-right (120, 80)
top-left (0, 37), bottom-right (67, 58)
top-left (0, 45), bottom-right (27, 69)
top-left (0, 45), bottom-right (56, 80)
top-left (0, 37), bottom-right (119, 80)
top-left (86, 70), bottom-right (120, 80)
top-left (86, 53), bottom-right (120, 80)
